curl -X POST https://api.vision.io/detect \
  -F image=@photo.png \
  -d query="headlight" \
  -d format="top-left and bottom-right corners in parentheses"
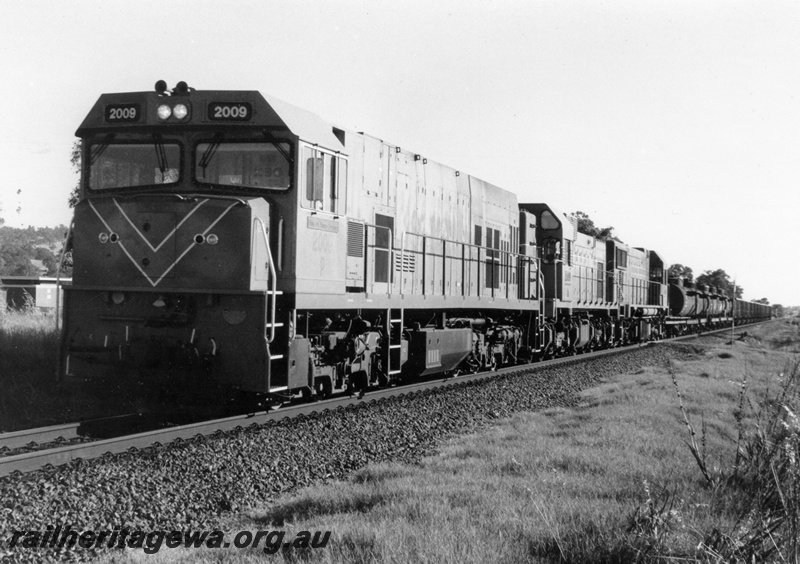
top-left (206, 233), bottom-right (219, 245)
top-left (98, 232), bottom-right (109, 243)
top-left (173, 103), bottom-right (188, 120)
top-left (157, 104), bottom-right (172, 120)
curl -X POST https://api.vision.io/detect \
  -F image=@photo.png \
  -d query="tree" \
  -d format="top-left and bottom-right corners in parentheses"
top-left (572, 211), bottom-right (614, 240)
top-left (0, 237), bottom-right (38, 276)
top-left (773, 304), bottom-right (785, 317)
top-left (68, 140), bottom-right (81, 208)
top-left (0, 226), bottom-right (72, 277)
top-left (34, 247), bottom-right (59, 276)
top-left (753, 297), bottom-right (770, 305)
top-left (695, 268), bottom-right (743, 298)
top-left (668, 263), bottom-right (694, 282)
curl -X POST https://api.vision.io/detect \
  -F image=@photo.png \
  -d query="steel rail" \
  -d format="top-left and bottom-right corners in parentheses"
top-left (0, 321), bottom-right (769, 479)
top-left (0, 414), bottom-right (143, 452)
top-left (0, 422), bottom-right (83, 452)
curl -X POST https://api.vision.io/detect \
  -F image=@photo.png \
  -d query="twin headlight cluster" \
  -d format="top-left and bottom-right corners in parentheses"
top-left (157, 103), bottom-right (189, 121)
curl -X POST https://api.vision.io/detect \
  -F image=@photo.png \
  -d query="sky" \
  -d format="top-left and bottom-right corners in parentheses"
top-left (1, 1), bottom-right (798, 305)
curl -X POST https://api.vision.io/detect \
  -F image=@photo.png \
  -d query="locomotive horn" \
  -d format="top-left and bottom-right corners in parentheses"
top-left (173, 81), bottom-right (190, 95)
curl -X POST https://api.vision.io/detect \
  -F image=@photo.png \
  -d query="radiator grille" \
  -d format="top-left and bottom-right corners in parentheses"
top-left (347, 221), bottom-right (364, 257)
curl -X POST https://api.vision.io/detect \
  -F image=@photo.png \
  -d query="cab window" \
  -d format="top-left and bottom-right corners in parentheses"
top-left (540, 210), bottom-right (561, 230)
top-left (89, 142), bottom-right (180, 190)
top-left (301, 145), bottom-right (346, 214)
top-left (195, 141), bottom-right (291, 190)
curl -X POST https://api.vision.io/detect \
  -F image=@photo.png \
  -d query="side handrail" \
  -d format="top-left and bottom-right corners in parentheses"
top-left (399, 230), bottom-right (541, 298)
top-left (537, 267), bottom-right (545, 305)
top-left (253, 217), bottom-right (277, 344)
top-left (54, 214), bottom-right (75, 379)
top-left (55, 216), bottom-right (75, 332)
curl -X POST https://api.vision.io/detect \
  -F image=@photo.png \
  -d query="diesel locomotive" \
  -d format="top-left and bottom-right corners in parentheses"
top-left (58, 81), bottom-right (772, 402)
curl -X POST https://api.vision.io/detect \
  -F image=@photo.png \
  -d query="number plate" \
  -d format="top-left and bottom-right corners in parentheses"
top-left (208, 102), bottom-right (252, 121)
top-left (105, 104), bottom-right (141, 123)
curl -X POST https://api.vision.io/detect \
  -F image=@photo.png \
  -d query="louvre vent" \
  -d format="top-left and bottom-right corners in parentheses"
top-left (347, 221), bottom-right (364, 257)
top-left (394, 252), bottom-right (416, 273)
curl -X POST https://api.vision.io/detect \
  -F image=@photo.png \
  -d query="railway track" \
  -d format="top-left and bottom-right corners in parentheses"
top-left (0, 323), bottom-right (764, 479)
top-left (0, 412), bottom-right (207, 458)
top-left (0, 414), bottom-right (135, 454)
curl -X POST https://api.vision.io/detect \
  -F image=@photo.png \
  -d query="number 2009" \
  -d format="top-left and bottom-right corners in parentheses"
top-left (109, 107), bottom-right (137, 120)
top-left (214, 105), bottom-right (248, 119)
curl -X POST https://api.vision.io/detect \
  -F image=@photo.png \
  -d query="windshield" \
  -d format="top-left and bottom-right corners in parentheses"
top-left (195, 141), bottom-right (291, 190)
top-left (89, 142), bottom-right (180, 190)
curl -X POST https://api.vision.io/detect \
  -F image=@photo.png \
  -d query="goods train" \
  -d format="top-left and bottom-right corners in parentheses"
top-left (58, 81), bottom-right (772, 402)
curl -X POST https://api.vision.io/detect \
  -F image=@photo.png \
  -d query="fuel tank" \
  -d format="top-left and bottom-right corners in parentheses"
top-left (405, 327), bottom-right (472, 377)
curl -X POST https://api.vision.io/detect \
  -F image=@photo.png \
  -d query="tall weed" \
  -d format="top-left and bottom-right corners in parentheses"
top-left (671, 361), bottom-right (800, 562)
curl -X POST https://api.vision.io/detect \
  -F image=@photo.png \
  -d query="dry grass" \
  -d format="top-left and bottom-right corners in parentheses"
top-left (84, 321), bottom-right (800, 563)
top-left (0, 307), bottom-right (137, 430)
top-left (0, 307), bottom-right (63, 430)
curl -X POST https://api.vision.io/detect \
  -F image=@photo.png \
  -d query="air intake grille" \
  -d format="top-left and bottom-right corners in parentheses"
top-left (394, 252), bottom-right (416, 272)
top-left (347, 221), bottom-right (364, 257)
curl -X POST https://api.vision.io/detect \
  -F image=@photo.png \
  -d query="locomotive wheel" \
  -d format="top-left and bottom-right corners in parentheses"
top-left (519, 351), bottom-right (535, 364)
top-left (314, 379), bottom-right (332, 400)
top-left (349, 371), bottom-right (368, 399)
top-left (266, 398), bottom-right (286, 411)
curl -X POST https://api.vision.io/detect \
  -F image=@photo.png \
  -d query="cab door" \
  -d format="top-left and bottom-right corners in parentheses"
top-left (370, 212), bottom-right (394, 294)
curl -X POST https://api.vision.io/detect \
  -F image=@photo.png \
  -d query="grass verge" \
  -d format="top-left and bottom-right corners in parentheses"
top-left (0, 307), bottom-right (63, 430)
top-left (0, 308), bottom-right (138, 431)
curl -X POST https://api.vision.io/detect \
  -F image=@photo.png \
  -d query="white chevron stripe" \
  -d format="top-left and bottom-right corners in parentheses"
top-left (89, 199), bottom-right (159, 286)
top-left (88, 198), bottom-right (241, 288)
top-left (152, 201), bottom-right (239, 286)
